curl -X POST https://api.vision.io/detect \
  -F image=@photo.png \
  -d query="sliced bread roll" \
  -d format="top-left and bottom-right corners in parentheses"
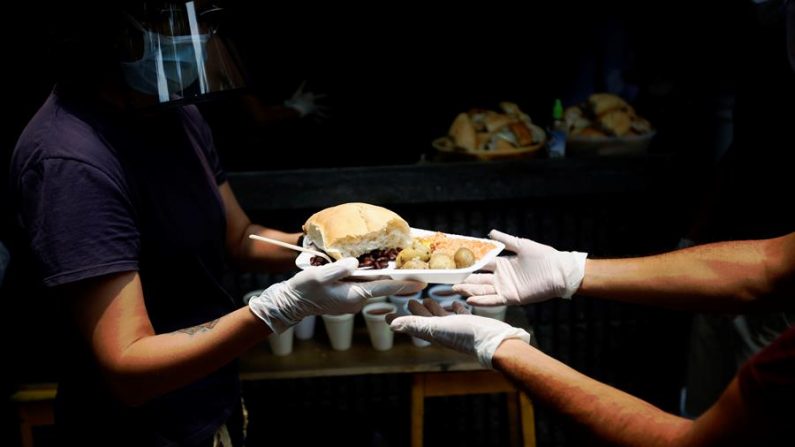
top-left (303, 203), bottom-right (411, 260)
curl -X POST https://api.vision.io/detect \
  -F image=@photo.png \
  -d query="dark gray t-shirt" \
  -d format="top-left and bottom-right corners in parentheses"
top-left (11, 92), bottom-right (239, 446)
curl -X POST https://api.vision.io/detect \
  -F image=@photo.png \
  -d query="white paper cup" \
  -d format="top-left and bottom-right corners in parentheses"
top-left (389, 291), bottom-right (423, 317)
top-left (267, 326), bottom-right (294, 356)
top-left (294, 315), bottom-right (316, 340)
top-left (397, 300), bottom-right (432, 347)
top-left (411, 336), bottom-right (432, 348)
top-left (322, 313), bottom-right (355, 351)
top-left (427, 284), bottom-right (462, 307)
top-left (365, 295), bottom-right (388, 305)
top-left (472, 304), bottom-right (507, 321)
top-left (362, 302), bottom-right (397, 351)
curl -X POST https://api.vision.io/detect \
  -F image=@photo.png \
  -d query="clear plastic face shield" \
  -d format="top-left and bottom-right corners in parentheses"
top-left (119, 1), bottom-right (246, 105)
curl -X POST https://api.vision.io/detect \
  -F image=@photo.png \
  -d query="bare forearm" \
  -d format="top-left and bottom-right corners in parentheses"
top-left (493, 339), bottom-right (764, 446)
top-left (233, 225), bottom-right (301, 272)
top-left (219, 181), bottom-right (300, 271)
top-left (493, 340), bottom-right (691, 446)
top-left (110, 307), bottom-right (270, 405)
top-left (580, 236), bottom-right (793, 312)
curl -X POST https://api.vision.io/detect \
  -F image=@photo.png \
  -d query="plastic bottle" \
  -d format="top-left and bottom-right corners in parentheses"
top-left (547, 98), bottom-right (567, 158)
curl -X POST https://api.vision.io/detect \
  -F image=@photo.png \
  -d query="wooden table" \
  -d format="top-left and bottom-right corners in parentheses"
top-left (239, 306), bottom-right (536, 447)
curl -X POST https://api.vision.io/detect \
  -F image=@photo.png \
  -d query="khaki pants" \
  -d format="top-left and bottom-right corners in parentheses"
top-left (213, 424), bottom-right (233, 447)
top-left (212, 398), bottom-right (248, 447)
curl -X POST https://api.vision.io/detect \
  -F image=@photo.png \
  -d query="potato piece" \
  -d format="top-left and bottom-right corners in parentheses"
top-left (429, 253), bottom-right (456, 270)
top-left (396, 246), bottom-right (431, 267)
top-left (411, 241), bottom-right (431, 258)
top-left (453, 247), bottom-right (476, 268)
top-left (401, 259), bottom-right (429, 270)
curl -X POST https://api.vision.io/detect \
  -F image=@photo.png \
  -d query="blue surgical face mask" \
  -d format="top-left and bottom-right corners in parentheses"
top-left (121, 26), bottom-right (210, 99)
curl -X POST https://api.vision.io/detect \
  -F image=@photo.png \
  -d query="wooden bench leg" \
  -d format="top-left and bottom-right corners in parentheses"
top-left (519, 392), bottom-right (536, 447)
top-left (410, 372), bottom-right (536, 447)
top-left (17, 400), bottom-right (55, 447)
top-left (506, 391), bottom-right (521, 447)
top-left (20, 421), bottom-right (34, 447)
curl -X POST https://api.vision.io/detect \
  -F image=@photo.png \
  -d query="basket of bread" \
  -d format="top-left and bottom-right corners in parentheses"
top-left (564, 93), bottom-right (655, 156)
top-left (432, 102), bottom-right (546, 160)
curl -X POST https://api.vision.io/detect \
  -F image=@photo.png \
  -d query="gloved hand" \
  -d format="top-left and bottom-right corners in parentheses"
top-left (283, 80), bottom-right (328, 119)
top-left (453, 230), bottom-right (587, 306)
top-left (387, 298), bottom-right (531, 368)
top-left (250, 258), bottom-right (423, 333)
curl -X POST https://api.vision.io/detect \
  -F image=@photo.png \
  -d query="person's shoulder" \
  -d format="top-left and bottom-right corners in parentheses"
top-left (11, 94), bottom-right (120, 180)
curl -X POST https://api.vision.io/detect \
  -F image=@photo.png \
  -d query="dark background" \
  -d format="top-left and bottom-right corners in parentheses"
top-left (3, 1), bottom-right (795, 446)
top-left (1, 1), bottom-right (750, 173)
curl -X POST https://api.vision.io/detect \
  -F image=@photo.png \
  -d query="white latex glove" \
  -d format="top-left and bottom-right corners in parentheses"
top-left (388, 299), bottom-right (531, 368)
top-left (250, 258), bottom-right (423, 333)
top-left (283, 80), bottom-right (328, 119)
top-left (453, 230), bottom-right (587, 306)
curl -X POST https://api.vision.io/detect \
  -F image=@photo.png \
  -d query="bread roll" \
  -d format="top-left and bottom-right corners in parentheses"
top-left (484, 112), bottom-right (515, 132)
top-left (476, 132), bottom-right (492, 151)
top-left (303, 203), bottom-right (411, 260)
top-left (499, 101), bottom-right (522, 117)
top-left (630, 116), bottom-right (652, 134)
top-left (508, 122), bottom-right (535, 146)
top-left (588, 93), bottom-right (628, 116)
top-left (449, 113), bottom-right (477, 151)
top-left (599, 109), bottom-right (632, 136)
top-left (493, 138), bottom-right (514, 151)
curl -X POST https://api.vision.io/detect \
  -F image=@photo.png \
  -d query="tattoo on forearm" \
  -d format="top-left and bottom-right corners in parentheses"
top-left (174, 318), bottom-right (220, 336)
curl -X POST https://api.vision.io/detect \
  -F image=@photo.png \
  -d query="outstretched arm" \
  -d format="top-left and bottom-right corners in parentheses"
top-left (390, 301), bottom-right (779, 446)
top-left (455, 230), bottom-right (795, 313)
top-left (580, 232), bottom-right (795, 312)
top-left (493, 339), bottom-right (762, 447)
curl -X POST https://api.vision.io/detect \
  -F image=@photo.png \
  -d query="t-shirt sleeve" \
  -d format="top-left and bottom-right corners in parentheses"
top-left (19, 158), bottom-right (140, 287)
top-left (737, 326), bottom-right (795, 421)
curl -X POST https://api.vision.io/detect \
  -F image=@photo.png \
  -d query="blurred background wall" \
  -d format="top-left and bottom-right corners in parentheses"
top-left (3, 1), bottom-right (794, 446)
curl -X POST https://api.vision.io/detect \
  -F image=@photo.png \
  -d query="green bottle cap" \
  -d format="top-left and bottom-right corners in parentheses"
top-left (553, 98), bottom-right (563, 120)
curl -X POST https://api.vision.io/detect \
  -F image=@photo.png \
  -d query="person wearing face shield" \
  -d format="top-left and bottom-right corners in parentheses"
top-left (9, 2), bottom-right (422, 446)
